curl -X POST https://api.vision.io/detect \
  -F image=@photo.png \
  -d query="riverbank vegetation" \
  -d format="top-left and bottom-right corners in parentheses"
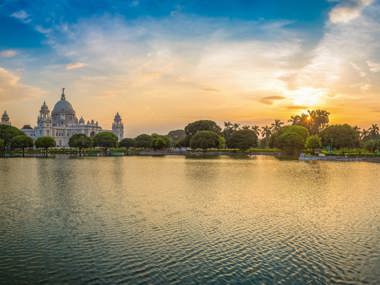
top-left (1, 109), bottom-right (380, 158)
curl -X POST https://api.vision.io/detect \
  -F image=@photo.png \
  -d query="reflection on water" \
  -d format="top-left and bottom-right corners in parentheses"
top-left (0, 156), bottom-right (379, 284)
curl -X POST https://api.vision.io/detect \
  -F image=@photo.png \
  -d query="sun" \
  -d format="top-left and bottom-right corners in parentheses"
top-left (290, 87), bottom-right (325, 107)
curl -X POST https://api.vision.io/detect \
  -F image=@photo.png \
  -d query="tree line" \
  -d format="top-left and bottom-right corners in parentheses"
top-left (1, 109), bottom-right (380, 156)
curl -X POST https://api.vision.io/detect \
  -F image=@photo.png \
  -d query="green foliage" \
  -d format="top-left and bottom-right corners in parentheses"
top-left (151, 134), bottom-right (170, 150)
top-left (270, 125), bottom-right (309, 155)
top-left (134, 134), bottom-right (153, 148)
top-left (11, 135), bottom-right (33, 149)
top-left (119, 138), bottom-right (135, 148)
top-left (11, 135), bottom-right (33, 156)
top-left (190, 130), bottom-right (222, 149)
top-left (363, 138), bottom-right (380, 152)
top-left (270, 125), bottom-right (309, 149)
top-left (0, 138), bottom-right (4, 154)
top-left (35, 136), bottom-right (56, 156)
top-left (176, 135), bottom-right (190, 147)
top-left (35, 136), bottom-right (56, 149)
top-left (289, 109), bottom-right (330, 134)
top-left (69, 134), bottom-right (92, 150)
top-left (185, 120), bottom-right (221, 136)
top-left (305, 135), bottom-right (322, 154)
top-left (227, 129), bottom-right (258, 150)
top-left (0, 125), bottom-right (24, 147)
top-left (93, 132), bottom-right (118, 149)
top-left (320, 124), bottom-right (360, 149)
top-left (167, 129), bottom-right (186, 146)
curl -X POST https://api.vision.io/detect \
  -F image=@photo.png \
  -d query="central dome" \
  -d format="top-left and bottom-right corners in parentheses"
top-left (51, 88), bottom-right (78, 126)
top-left (52, 89), bottom-right (75, 115)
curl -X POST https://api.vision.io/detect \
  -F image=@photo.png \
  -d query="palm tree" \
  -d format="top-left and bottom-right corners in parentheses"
top-left (271, 120), bottom-right (284, 132)
top-left (261, 126), bottom-right (272, 147)
top-left (251, 125), bottom-right (260, 137)
top-left (369, 124), bottom-right (379, 137)
top-left (361, 128), bottom-right (369, 140)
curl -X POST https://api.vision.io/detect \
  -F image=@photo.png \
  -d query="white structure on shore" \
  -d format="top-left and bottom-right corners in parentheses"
top-left (15, 88), bottom-right (124, 147)
top-left (1, 111), bottom-right (11, 126)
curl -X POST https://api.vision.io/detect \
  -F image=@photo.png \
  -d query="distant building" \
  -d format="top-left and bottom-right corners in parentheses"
top-left (19, 88), bottom-right (125, 147)
top-left (1, 111), bottom-right (11, 126)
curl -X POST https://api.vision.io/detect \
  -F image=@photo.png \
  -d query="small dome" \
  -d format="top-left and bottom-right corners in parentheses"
top-left (22, 124), bottom-right (33, 130)
top-left (79, 116), bottom-right (85, 124)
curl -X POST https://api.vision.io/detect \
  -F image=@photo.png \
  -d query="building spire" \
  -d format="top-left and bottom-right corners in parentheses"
top-left (61, 88), bottom-right (66, 100)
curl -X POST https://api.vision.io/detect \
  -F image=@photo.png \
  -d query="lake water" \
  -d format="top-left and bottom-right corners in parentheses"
top-left (0, 156), bottom-right (379, 284)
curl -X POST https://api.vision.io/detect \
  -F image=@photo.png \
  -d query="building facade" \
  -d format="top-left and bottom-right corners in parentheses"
top-left (14, 88), bottom-right (124, 147)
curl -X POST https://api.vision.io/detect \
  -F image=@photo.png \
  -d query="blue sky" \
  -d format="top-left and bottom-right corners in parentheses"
top-left (0, 0), bottom-right (379, 135)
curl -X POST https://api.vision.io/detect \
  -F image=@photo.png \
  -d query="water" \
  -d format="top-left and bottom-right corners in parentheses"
top-left (0, 156), bottom-right (379, 284)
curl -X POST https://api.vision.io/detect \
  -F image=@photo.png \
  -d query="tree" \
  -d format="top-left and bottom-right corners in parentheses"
top-left (227, 129), bottom-right (258, 150)
top-left (167, 129), bottom-right (186, 146)
top-left (320, 124), bottom-right (360, 149)
top-left (270, 125), bottom-right (309, 149)
top-left (11, 135), bottom-right (33, 157)
top-left (93, 132), bottom-right (118, 154)
top-left (0, 138), bottom-right (4, 156)
top-left (151, 134), bottom-right (170, 150)
top-left (271, 120), bottom-right (284, 132)
top-left (367, 124), bottom-right (380, 140)
top-left (185, 120), bottom-right (221, 136)
top-left (0, 125), bottom-right (24, 149)
top-left (223, 121), bottom-right (240, 142)
top-left (35, 136), bottom-right (56, 157)
top-left (134, 134), bottom-right (153, 148)
top-left (69, 134), bottom-right (92, 156)
top-left (364, 139), bottom-right (380, 152)
top-left (190, 130), bottom-right (222, 150)
top-left (261, 126), bottom-right (272, 147)
top-left (119, 138), bottom-right (135, 148)
top-left (277, 132), bottom-right (306, 155)
top-left (289, 109), bottom-right (330, 134)
top-left (305, 135), bottom-right (322, 154)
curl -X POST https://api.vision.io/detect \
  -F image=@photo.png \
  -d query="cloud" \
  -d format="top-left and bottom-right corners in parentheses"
top-left (10, 10), bottom-right (31, 23)
top-left (329, 0), bottom-right (373, 24)
top-left (65, 62), bottom-right (87, 70)
top-left (367, 60), bottom-right (380, 72)
top-left (0, 66), bottom-right (44, 102)
top-left (259, 95), bottom-right (286, 105)
top-left (0, 50), bottom-right (17, 58)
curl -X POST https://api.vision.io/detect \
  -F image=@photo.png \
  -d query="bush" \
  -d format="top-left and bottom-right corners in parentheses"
top-left (227, 129), bottom-right (258, 150)
top-left (190, 130), bottom-right (223, 149)
top-left (277, 132), bottom-right (306, 155)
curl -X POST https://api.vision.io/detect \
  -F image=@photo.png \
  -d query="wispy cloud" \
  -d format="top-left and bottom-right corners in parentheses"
top-left (367, 60), bottom-right (380, 72)
top-left (0, 50), bottom-right (17, 58)
top-left (65, 62), bottom-right (87, 70)
top-left (329, 0), bottom-right (373, 24)
top-left (10, 10), bottom-right (31, 23)
top-left (0, 66), bottom-right (43, 102)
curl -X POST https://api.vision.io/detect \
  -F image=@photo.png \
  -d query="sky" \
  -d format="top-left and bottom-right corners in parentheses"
top-left (0, 0), bottom-right (379, 136)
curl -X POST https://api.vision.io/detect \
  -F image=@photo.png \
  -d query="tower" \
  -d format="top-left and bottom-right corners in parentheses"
top-left (37, 101), bottom-right (52, 136)
top-left (112, 112), bottom-right (124, 141)
top-left (1, 111), bottom-right (11, 126)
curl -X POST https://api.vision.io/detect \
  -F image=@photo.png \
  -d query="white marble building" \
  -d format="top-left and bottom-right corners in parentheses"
top-left (16, 88), bottom-right (124, 147)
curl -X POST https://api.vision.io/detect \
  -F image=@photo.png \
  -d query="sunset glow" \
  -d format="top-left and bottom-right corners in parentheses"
top-left (0, 1), bottom-right (379, 135)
